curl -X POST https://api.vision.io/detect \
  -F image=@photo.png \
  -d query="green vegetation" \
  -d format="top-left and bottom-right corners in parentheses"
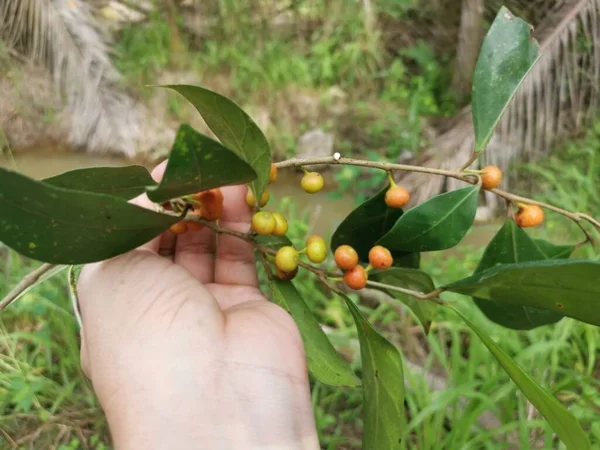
top-left (113, 1), bottom-right (452, 162)
top-left (3, 119), bottom-right (598, 447)
top-left (2, 2), bottom-right (600, 447)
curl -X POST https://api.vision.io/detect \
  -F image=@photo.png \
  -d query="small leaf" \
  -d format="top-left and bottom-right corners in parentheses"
top-left (449, 305), bottom-right (591, 450)
top-left (377, 186), bottom-right (479, 252)
top-left (341, 294), bottom-right (405, 449)
top-left (43, 166), bottom-right (155, 200)
top-left (472, 7), bottom-right (540, 152)
top-left (445, 260), bottom-right (600, 326)
top-left (371, 268), bottom-right (437, 334)
top-left (473, 221), bottom-right (563, 329)
top-left (533, 239), bottom-right (575, 260)
top-left (3, 265), bottom-right (67, 307)
top-left (331, 183), bottom-right (419, 268)
top-left (255, 234), bottom-right (293, 251)
top-left (160, 85), bottom-right (271, 198)
top-left (268, 279), bottom-right (360, 387)
top-left (0, 169), bottom-right (179, 264)
top-left (146, 124), bottom-right (256, 203)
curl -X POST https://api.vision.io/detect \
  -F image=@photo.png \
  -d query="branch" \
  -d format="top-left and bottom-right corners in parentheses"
top-left (365, 280), bottom-right (445, 304)
top-left (276, 155), bottom-right (600, 240)
top-left (0, 263), bottom-right (56, 312)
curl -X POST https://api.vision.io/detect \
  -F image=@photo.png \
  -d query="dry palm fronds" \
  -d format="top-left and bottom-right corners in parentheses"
top-left (0, 0), bottom-right (142, 156)
top-left (400, 0), bottom-right (600, 209)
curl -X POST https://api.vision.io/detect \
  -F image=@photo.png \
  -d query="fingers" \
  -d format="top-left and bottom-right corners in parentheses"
top-left (215, 185), bottom-right (259, 288)
top-left (174, 227), bottom-right (216, 284)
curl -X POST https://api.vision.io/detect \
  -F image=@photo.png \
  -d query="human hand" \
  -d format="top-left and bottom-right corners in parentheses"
top-left (77, 163), bottom-right (319, 450)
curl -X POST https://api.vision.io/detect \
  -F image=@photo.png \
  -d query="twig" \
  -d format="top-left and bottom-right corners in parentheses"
top-left (0, 263), bottom-right (56, 312)
top-left (365, 280), bottom-right (446, 304)
top-left (458, 152), bottom-right (478, 172)
top-left (276, 155), bottom-right (600, 240)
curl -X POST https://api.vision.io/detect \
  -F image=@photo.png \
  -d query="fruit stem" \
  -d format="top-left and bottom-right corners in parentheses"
top-left (387, 171), bottom-right (397, 187)
top-left (365, 264), bottom-right (373, 272)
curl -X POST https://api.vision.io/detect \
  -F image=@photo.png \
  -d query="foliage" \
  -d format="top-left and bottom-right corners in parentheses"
top-left (1, 8), bottom-right (600, 449)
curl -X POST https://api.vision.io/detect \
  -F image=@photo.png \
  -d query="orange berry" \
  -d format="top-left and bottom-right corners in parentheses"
top-left (246, 188), bottom-right (270, 208)
top-left (306, 236), bottom-right (327, 263)
top-left (276, 267), bottom-right (298, 281)
top-left (252, 211), bottom-right (276, 235)
top-left (301, 172), bottom-right (324, 194)
top-left (269, 164), bottom-right (278, 184)
top-left (183, 220), bottom-right (205, 232)
top-left (334, 245), bottom-right (359, 271)
top-left (272, 213), bottom-right (288, 236)
top-left (169, 222), bottom-right (188, 234)
top-left (195, 188), bottom-right (224, 205)
top-left (194, 188), bottom-right (224, 221)
top-left (481, 165), bottom-right (502, 190)
top-left (515, 204), bottom-right (545, 228)
top-left (275, 246), bottom-right (299, 273)
top-left (368, 245), bottom-right (393, 270)
top-left (385, 185), bottom-right (410, 208)
top-left (196, 201), bottom-right (223, 221)
top-left (344, 265), bottom-right (368, 290)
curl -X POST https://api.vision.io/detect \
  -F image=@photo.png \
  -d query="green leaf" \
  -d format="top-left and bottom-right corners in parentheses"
top-left (146, 124), bottom-right (257, 203)
top-left (341, 294), bottom-right (405, 449)
top-left (43, 166), bottom-right (155, 200)
top-left (160, 85), bottom-right (271, 198)
top-left (331, 183), bottom-right (419, 268)
top-left (445, 260), bottom-right (600, 326)
top-left (3, 264), bottom-right (67, 307)
top-left (268, 279), bottom-right (360, 387)
top-left (472, 7), bottom-right (540, 152)
top-left (473, 221), bottom-right (563, 329)
top-left (377, 186), bottom-right (480, 252)
top-left (0, 168), bottom-right (179, 264)
top-left (371, 268), bottom-right (437, 334)
top-left (449, 305), bottom-right (591, 450)
top-left (255, 234), bottom-right (293, 251)
top-left (533, 239), bottom-right (575, 260)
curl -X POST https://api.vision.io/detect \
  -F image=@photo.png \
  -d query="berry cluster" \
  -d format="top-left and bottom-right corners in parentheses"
top-left (168, 164), bottom-right (544, 288)
top-left (168, 188), bottom-right (224, 234)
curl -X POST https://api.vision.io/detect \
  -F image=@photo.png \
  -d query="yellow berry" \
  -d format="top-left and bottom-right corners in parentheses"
top-left (301, 172), bottom-right (324, 194)
top-left (269, 164), bottom-right (278, 184)
top-left (246, 188), bottom-right (270, 208)
top-left (272, 213), bottom-right (288, 237)
top-left (252, 212), bottom-right (276, 235)
top-left (306, 236), bottom-right (327, 263)
top-left (275, 246), bottom-right (299, 273)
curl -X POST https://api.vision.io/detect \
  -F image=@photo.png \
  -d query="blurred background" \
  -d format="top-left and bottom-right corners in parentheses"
top-left (1, 0), bottom-right (599, 448)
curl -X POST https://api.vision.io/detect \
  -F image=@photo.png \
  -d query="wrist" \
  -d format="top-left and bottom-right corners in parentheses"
top-left (102, 383), bottom-right (319, 450)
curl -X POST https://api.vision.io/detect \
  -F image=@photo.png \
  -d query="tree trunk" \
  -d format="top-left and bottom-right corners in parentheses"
top-left (451, 0), bottom-right (485, 104)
